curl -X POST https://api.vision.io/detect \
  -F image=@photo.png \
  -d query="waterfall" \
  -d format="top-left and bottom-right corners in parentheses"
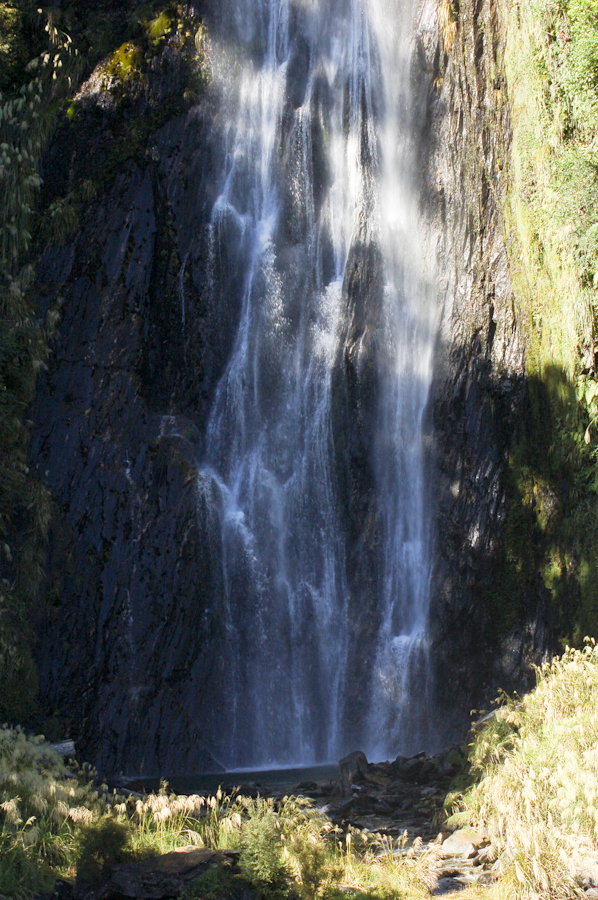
top-left (197, 0), bottom-right (437, 769)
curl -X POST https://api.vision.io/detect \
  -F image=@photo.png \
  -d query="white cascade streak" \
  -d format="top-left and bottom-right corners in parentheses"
top-left (196, 0), bottom-right (437, 768)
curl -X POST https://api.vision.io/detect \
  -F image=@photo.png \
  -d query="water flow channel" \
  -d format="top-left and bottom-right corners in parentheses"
top-left (196, 0), bottom-right (437, 769)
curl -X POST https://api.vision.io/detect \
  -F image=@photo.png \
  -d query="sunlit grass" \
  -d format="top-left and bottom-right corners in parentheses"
top-left (452, 640), bottom-right (598, 899)
top-left (0, 726), bottom-right (440, 900)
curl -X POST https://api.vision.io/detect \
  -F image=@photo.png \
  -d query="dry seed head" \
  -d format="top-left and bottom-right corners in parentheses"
top-left (69, 806), bottom-right (93, 824)
top-left (0, 798), bottom-right (22, 824)
top-left (153, 807), bottom-right (173, 822)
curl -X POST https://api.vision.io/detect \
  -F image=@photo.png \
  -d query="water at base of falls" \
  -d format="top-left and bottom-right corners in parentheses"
top-left (196, 0), bottom-right (437, 770)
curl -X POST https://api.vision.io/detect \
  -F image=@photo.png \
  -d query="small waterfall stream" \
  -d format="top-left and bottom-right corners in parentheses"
top-left (197, 0), bottom-right (437, 769)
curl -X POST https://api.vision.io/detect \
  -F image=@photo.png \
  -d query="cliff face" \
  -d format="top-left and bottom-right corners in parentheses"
top-left (415, 0), bottom-right (552, 735)
top-left (32, 14), bottom-right (237, 773)
top-left (30, 0), bottom-right (552, 775)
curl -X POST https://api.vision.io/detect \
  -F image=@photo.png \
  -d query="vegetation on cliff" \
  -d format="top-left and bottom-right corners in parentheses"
top-left (0, 6), bottom-right (81, 727)
top-left (487, 0), bottom-right (598, 648)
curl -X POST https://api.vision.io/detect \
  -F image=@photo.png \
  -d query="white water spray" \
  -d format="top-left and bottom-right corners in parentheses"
top-left (197, 0), bottom-right (437, 768)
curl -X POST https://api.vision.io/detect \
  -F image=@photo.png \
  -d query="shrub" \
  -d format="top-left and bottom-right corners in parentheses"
top-left (0, 726), bottom-right (105, 898)
top-left (454, 640), bottom-right (598, 898)
top-left (239, 799), bottom-right (290, 900)
top-left (75, 816), bottom-right (134, 886)
top-left (181, 865), bottom-right (252, 900)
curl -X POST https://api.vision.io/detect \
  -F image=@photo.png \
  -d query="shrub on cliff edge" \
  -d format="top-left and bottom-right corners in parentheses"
top-left (453, 639), bottom-right (598, 898)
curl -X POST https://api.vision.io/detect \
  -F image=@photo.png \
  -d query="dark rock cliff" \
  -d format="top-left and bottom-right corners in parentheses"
top-left (414, 0), bottom-right (553, 738)
top-left (31, 15), bottom-right (237, 774)
top-left (29, 0), bottom-right (553, 774)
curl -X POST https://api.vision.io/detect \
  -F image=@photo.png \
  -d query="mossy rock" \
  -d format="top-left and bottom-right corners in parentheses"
top-left (102, 41), bottom-right (144, 87)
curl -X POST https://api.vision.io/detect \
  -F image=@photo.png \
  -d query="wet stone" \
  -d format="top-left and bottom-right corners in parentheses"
top-left (432, 877), bottom-right (466, 895)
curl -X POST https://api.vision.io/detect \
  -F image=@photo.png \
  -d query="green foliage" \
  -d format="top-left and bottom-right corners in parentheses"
top-left (0, 842), bottom-right (54, 899)
top-left (75, 816), bottom-right (134, 885)
top-left (0, 5), bottom-right (87, 724)
top-left (0, 264), bottom-right (56, 725)
top-left (0, 726), bottom-right (105, 898)
top-left (239, 800), bottom-right (290, 900)
top-left (37, 179), bottom-right (97, 247)
top-left (0, 3), bottom-right (159, 735)
top-left (0, 3), bottom-right (27, 90)
top-left (0, 2), bottom-right (49, 93)
top-left (181, 865), bottom-right (251, 900)
top-left (488, 0), bottom-right (598, 647)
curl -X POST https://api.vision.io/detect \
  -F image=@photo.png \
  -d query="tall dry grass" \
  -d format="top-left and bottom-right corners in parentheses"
top-left (0, 727), bottom-right (440, 900)
top-left (454, 640), bottom-right (598, 899)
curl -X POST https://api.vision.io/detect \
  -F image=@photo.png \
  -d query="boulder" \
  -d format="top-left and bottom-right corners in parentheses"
top-left (431, 745), bottom-right (466, 776)
top-left (234, 782), bottom-right (268, 799)
top-left (334, 751), bottom-right (369, 795)
top-left (440, 829), bottom-right (486, 859)
top-left (389, 751), bottom-right (436, 783)
top-left (340, 751), bottom-right (369, 784)
top-left (431, 876), bottom-right (466, 895)
top-left (50, 740), bottom-right (76, 758)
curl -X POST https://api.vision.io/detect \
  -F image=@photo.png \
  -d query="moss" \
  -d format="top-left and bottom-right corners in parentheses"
top-left (147, 11), bottom-right (173, 47)
top-left (101, 41), bottom-right (144, 89)
top-left (491, 0), bottom-right (598, 648)
top-left (481, 361), bottom-right (598, 647)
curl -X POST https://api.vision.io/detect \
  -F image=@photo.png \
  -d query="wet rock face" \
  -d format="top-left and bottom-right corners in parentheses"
top-left (331, 236), bottom-right (386, 750)
top-left (414, 0), bottom-right (551, 737)
top-left (32, 34), bottom-right (234, 774)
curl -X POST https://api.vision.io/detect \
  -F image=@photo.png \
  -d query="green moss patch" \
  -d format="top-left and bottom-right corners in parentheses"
top-left (495, 0), bottom-right (598, 648)
top-left (148, 11), bottom-right (173, 46)
top-left (102, 41), bottom-right (144, 85)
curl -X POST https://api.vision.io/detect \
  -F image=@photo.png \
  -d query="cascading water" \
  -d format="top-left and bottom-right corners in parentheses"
top-left (197, 0), bottom-right (437, 769)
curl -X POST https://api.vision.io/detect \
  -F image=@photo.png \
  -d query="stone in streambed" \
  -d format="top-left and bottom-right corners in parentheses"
top-left (431, 876), bottom-right (466, 895)
top-left (365, 771), bottom-right (392, 787)
top-left (234, 782), bottom-right (270, 798)
top-left (340, 750), bottom-right (368, 783)
top-left (440, 828), bottom-right (487, 859)
top-left (389, 751), bottom-right (437, 783)
top-left (334, 750), bottom-right (368, 795)
top-left (292, 780), bottom-right (319, 795)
